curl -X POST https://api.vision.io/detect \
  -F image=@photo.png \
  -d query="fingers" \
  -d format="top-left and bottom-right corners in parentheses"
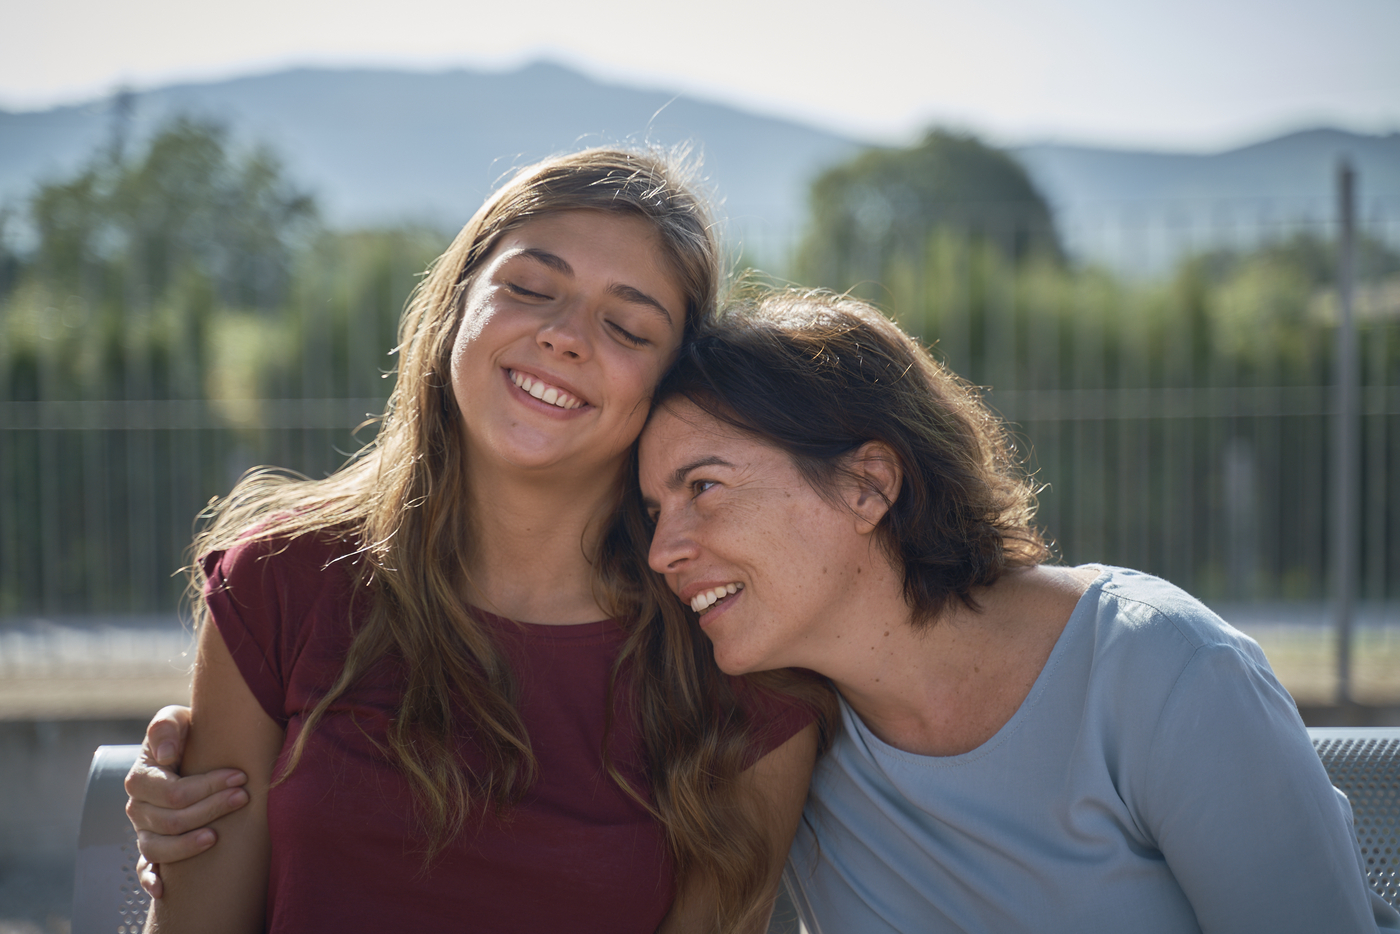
top-left (137, 855), bottom-right (164, 899)
top-left (136, 826), bottom-right (218, 869)
top-left (126, 779), bottom-right (249, 839)
top-left (144, 705), bottom-right (193, 768)
top-left (126, 760), bottom-right (247, 813)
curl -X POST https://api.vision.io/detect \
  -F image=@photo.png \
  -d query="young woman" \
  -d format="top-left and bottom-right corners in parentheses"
top-left (130, 152), bottom-right (830, 934)
top-left (636, 289), bottom-right (1399, 933)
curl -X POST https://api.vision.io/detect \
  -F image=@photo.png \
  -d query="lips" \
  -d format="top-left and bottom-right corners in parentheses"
top-left (507, 368), bottom-right (587, 410)
top-left (686, 582), bottom-right (744, 615)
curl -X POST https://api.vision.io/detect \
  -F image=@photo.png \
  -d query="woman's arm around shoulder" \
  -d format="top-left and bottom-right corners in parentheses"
top-left (658, 723), bottom-right (818, 934)
top-left (144, 622), bottom-right (285, 934)
top-left (1141, 642), bottom-right (1400, 932)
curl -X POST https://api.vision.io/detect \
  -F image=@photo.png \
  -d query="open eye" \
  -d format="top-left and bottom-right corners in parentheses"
top-left (690, 479), bottom-right (718, 498)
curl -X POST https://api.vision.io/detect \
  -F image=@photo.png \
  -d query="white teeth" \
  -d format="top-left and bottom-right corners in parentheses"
top-left (690, 582), bottom-right (743, 614)
top-left (510, 370), bottom-right (580, 410)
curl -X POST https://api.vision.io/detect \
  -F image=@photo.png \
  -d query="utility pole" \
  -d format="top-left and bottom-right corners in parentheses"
top-left (1334, 161), bottom-right (1358, 706)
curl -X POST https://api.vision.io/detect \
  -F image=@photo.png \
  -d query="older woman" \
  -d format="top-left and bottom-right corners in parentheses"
top-left (639, 290), bottom-right (1399, 933)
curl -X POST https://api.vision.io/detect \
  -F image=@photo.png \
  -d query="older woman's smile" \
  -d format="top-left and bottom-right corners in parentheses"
top-left (688, 581), bottom-right (743, 615)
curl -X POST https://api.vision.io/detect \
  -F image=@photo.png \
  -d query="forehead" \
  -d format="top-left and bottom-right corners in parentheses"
top-left (489, 211), bottom-right (672, 279)
top-left (643, 397), bottom-right (720, 449)
top-left (639, 400), bottom-right (761, 482)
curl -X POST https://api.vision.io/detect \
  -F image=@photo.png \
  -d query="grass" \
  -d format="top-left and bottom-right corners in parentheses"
top-left (1244, 626), bottom-right (1400, 706)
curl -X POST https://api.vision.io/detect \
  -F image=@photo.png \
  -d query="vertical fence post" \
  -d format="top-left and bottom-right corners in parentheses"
top-left (1334, 161), bottom-right (1358, 705)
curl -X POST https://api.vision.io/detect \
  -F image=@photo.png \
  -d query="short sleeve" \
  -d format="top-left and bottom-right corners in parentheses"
top-left (201, 538), bottom-right (295, 726)
top-left (1141, 642), bottom-right (1400, 932)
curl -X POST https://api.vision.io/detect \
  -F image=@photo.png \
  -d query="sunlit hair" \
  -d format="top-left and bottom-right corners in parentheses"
top-left (653, 288), bottom-right (1049, 624)
top-left (187, 149), bottom-right (827, 930)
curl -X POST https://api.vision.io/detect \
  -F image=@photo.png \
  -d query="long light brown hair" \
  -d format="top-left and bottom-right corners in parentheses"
top-left (189, 149), bottom-right (833, 931)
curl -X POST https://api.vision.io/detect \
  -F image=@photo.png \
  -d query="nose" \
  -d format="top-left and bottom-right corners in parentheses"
top-left (647, 510), bottom-right (699, 577)
top-left (537, 300), bottom-right (592, 360)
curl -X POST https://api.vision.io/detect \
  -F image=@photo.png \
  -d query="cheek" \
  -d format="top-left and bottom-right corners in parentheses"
top-left (455, 286), bottom-right (497, 348)
top-left (603, 351), bottom-right (665, 419)
top-left (448, 329), bottom-right (479, 401)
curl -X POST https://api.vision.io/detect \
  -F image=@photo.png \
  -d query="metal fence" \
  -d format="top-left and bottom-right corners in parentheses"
top-left (2, 197), bottom-right (1398, 636)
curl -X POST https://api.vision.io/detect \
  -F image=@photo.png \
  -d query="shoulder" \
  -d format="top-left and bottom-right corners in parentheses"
top-left (1067, 566), bottom-right (1289, 763)
top-left (1085, 566), bottom-right (1268, 667)
top-left (201, 525), bottom-right (362, 593)
top-left (199, 524), bottom-right (365, 649)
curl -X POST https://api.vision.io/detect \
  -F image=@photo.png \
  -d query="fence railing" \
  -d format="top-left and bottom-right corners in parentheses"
top-left (2, 201), bottom-right (1398, 634)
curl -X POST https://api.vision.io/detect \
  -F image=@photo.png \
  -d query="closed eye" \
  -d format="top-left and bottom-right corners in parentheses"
top-left (504, 281), bottom-right (550, 299)
top-left (609, 321), bottom-right (650, 347)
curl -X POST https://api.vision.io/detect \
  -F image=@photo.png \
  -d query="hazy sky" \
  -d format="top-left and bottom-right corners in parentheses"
top-left (4, 0), bottom-right (1397, 151)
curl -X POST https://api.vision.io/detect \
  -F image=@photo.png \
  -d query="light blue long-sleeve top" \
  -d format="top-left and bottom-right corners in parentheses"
top-left (786, 566), bottom-right (1400, 933)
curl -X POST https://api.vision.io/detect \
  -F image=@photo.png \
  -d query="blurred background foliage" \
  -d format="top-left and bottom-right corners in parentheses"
top-left (1, 116), bottom-right (1398, 614)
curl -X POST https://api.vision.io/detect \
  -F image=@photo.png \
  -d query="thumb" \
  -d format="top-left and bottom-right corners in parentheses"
top-left (145, 705), bottom-right (192, 768)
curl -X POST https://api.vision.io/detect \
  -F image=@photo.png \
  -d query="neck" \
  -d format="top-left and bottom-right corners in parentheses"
top-left (822, 597), bottom-right (993, 752)
top-left (462, 456), bottom-right (627, 625)
top-left (817, 565), bottom-right (1092, 757)
top-left (782, 551), bottom-right (952, 727)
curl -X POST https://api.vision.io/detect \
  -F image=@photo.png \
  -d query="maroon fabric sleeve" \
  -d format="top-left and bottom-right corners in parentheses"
top-left (200, 532), bottom-right (356, 727)
top-left (201, 539), bottom-right (291, 725)
top-left (733, 678), bottom-right (819, 770)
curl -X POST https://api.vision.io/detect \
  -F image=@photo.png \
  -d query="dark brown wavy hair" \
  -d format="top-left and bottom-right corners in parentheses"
top-left (188, 149), bottom-right (831, 931)
top-left (653, 288), bottom-right (1050, 624)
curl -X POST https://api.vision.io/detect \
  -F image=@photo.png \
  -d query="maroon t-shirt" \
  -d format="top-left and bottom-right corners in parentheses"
top-left (202, 532), bottom-right (812, 933)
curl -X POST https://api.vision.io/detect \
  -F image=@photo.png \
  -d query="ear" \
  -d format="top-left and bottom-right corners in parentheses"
top-left (844, 441), bottom-right (903, 534)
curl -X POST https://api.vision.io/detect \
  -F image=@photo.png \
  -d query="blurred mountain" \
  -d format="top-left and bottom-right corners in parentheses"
top-left (0, 62), bottom-right (864, 264)
top-left (1013, 129), bottom-right (1400, 209)
top-left (2, 63), bottom-right (1397, 272)
top-left (1011, 129), bottom-right (1400, 273)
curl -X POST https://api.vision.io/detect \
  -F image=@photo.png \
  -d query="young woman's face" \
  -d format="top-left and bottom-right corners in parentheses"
top-left (640, 399), bottom-right (871, 675)
top-left (450, 210), bottom-right (686, 480)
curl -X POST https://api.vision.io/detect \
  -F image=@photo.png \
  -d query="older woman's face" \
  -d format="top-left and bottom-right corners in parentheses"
top-left (450, 210), bottom-right (686, 480)
top-left (640, 399), bottom-right (873, 675)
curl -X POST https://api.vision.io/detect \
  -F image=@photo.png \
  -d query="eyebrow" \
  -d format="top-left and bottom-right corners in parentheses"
top-left (516, 248), bottom-right (675, 327)
top-left (640, 455), bottom-right (736, 512)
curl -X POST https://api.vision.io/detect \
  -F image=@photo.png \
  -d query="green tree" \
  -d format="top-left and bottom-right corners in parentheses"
top-left (797, 129), bottom-right (1061, 297)
top-left (0, 118), bottom-right (442, 615)
top-left (3, 116), bottom-right (320, 403)
top-left (27, 115), bottom-right (317, 311)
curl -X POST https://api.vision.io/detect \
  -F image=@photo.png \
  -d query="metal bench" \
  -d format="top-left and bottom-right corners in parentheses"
top-left (73, 745), bottom-right (149, 934)
top-left (72, 727), bottom-right (1400, 932)
top-left (1310, 727), bottom-right (1400, 908)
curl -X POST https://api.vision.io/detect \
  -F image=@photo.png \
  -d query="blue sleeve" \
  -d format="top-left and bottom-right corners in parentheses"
top-left (1140, 643), bottom-right (1400, 933)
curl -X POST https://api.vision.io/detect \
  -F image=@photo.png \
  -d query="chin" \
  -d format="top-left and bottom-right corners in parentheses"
top-left (708, 640), bottom-right (770, 678)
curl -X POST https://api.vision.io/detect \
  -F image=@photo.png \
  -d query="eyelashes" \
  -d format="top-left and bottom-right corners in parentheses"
top-left (503, 281), bottom-right (652, 348)
top-left (609, 322), bottom-right (650, 347)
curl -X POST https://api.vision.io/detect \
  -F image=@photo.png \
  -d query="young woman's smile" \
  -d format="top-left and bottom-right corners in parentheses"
top-left (451, 210), bottom-right (686, 479)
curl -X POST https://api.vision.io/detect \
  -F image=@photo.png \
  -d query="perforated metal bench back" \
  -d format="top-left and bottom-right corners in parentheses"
top-left (73, 745), bottom-right (149, 934)
top-left (1309, 726), bottom-right (1400, 910)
